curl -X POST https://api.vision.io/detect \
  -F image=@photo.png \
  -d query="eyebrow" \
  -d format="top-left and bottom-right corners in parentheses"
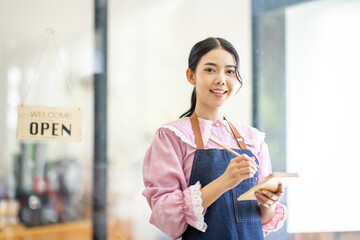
top-left (204, 62), bottom-right (236, 68)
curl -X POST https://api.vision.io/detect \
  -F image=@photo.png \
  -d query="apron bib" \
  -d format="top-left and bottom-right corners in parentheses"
top-left (182, 114), bottom-right (264, 240)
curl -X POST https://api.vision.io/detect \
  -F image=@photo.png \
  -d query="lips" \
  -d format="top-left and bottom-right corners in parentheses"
top-left (210, 89), bottom-right (227, 94)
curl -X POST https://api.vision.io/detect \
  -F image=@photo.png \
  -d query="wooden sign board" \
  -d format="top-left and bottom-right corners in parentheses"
top-left (17, 105), bottom-right (82, 142)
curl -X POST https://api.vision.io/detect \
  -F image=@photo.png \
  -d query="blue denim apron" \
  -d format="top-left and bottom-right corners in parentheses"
top-left (182, 114), bottom-right (264, 240)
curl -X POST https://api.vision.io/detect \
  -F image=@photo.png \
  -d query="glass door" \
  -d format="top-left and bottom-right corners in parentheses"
top-left (0, 1), bottom-right (94, 239)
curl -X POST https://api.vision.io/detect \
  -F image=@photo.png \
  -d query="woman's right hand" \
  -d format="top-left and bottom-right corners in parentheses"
top-left (200, 154), bottom-right (258, 209)
top-left (220, 154), bottom-right (258, 191)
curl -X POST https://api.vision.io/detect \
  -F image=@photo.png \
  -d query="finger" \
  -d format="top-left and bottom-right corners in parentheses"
top-left (240, 153), bottom-right (254, 161)
top-left (229, 161), bottom-right (257, 175)
top-left (259, 189), bottom-right (280, 202)
top-left (238, 168), bottom-right (257, 177)
top-left (245, 157), bottom-right (259, 169)
top-left (240, 172), bottom-right (255, 180)
top-left (238, 166), bottom-right (257, 176)
top-left (234, 153), bottom-right (253, 160)
top-left (277, 184), bottom-right (285, 195)
top-left (232, 166), bottom-right (256, 175)
top-left (255, 192), bottom-right (275, 208)
top-left (243, 155), bottom-right (258, 166)
top-left (232, 161), bottom-right (258, 174)
top-left (231, 165), bottom-right (256, 176)
top-left (234, 154), bottom-right (258, 166)
top-left (236, 159), bottom-right (258, 172)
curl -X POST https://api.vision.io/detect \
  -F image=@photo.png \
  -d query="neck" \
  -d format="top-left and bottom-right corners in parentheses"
top-left (194, 105), bottom-right (223, 120)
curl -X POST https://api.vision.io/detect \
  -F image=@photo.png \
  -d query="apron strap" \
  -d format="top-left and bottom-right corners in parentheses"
top-left (225, 119), bottom-right (248, 150)
top-left (190, 113), bottom-right (248, 150)
top-left (190, 113), bottom-right (204, 149)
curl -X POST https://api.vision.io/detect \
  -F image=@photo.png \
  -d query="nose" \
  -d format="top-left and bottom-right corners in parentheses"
top-left (216, 72), bottom-right (226, 85)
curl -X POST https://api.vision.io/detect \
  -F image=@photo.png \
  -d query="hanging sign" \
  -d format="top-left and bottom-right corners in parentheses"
top-left (17, 29), bottom-right (82, 142)
top-left (17, 105), bottom-right (82, 141)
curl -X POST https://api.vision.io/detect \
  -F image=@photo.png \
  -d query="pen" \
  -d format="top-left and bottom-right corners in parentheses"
top-left (209, 137), bottom-right (260, 168)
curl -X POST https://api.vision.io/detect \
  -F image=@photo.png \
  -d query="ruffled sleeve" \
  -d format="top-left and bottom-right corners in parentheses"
top-left (262, 203), bottom-right (288, 236)
top-left (142, 128), bottom-right (206, 239)
top-left (256, 140), bottom-right (288, 235)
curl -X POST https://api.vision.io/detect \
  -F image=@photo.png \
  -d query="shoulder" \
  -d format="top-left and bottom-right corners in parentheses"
top-left (161, 117), bottom-right (192, 132)
top-left (156, 117), bottom-right (196, 148)
top-left (230, 121), bottom-right (266, 146)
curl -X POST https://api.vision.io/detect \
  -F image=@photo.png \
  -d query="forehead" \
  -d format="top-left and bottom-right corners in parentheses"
top-left (198, 47), bottom-right (236, 66)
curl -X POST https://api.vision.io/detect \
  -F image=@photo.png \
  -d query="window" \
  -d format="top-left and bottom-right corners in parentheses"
top-left (253, 0), bottom-right (360, 238)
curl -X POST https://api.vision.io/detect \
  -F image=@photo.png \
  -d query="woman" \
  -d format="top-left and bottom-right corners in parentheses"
top-left (143, 37), bottom-right (287, 239)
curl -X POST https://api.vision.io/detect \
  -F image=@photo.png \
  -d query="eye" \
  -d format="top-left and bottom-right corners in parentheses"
top-left (205, 68), bottom-right (215, 72)
top-left (227, 69), bottom-right (235, 74)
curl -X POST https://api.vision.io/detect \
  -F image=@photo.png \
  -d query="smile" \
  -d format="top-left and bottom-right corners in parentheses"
top-left (210, 89), bottom-right (227, 94)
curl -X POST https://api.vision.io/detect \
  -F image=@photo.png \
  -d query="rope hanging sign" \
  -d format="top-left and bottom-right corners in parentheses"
top-left (17, 29), bottom-right (82, 142)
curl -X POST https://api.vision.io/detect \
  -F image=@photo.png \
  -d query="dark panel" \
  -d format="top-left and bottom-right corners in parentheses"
top-left (252, 0), bottom-right (314, 15)
top-left (93, 0), bottom-right (108, 239)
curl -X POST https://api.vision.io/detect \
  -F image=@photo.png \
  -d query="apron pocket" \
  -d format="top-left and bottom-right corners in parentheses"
top-left (232, 179), bottom-right (261, 223)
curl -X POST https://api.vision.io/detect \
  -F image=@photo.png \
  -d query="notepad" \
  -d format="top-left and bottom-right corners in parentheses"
top-left (237, 172), bottom-right (299, 201)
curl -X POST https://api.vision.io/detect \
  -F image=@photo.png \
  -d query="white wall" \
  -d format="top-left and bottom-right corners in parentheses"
top-left (286, 0), bottom-right (360, 233)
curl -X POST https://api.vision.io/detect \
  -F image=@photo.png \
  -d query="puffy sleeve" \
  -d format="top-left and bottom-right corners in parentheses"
top-left (142, 128), bottom-right (206, 239)
top-left (257, 140), bottom-right (288, 235)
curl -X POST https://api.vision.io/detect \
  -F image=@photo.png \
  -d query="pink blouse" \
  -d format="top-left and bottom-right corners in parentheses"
top-left (142, 117), bottom-right (287, 239)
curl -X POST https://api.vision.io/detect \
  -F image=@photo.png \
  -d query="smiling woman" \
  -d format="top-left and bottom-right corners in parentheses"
top-left (185, 47), bottom-right (240, 120)
top-left (180, 37), bottom-right (243, 119)
top-left (142, 37), bottom-right (287, 240)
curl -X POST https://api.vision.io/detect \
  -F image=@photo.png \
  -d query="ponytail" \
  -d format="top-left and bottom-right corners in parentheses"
top-left (179, 88), bottom-right (196, 118)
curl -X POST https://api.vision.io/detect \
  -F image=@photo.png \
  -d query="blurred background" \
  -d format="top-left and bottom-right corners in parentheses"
top-left (0, 0), bottom-right (360, 239)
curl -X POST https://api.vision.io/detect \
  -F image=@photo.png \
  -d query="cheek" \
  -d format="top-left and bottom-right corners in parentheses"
top-left (197, 71), bottom-right (213, 82)
top-left (195, 76), bottom-right (210, 89)
top-left (196, 83), bottom-right (209, 96)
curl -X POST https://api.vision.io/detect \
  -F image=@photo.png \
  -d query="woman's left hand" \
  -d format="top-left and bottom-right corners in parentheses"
top-left (255, 184), bottom-right (285, 208)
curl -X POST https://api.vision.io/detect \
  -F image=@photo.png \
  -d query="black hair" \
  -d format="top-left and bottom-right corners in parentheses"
top-left (179, 37), bottom-right (243, 118)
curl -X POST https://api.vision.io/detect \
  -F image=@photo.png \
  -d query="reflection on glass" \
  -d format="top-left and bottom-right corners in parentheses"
top-left (0, 0), bottom-right (93, 239)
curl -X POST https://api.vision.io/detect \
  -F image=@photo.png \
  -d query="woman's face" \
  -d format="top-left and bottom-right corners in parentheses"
top-left (190, 47), bottom-right (240, 115)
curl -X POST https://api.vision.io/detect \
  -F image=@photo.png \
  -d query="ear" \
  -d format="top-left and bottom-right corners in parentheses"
top-left (186, 68), bottom-right (195, 85)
